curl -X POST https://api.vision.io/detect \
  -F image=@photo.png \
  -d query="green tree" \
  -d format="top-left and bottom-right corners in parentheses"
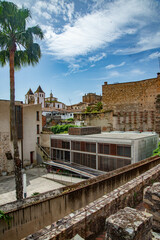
top-left (0, 1), bottom-right (44, 200)
top-left (95, 102), bottom-right (103, 111)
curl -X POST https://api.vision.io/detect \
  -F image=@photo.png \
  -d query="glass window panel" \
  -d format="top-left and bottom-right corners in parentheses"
top-left (86, 142), bottom-right (90, 152)
top-left (110, 144), bottom-right (117, 155)
top-left (90, 143), bottom-right (96, 153)
top-left (117, 146), bottom-right (124, 156)
top-left (81, 142), bottom-right (86, 151)
top-left (104, 144), bottom-right (109, 154)
top-left (98, 143), bottom-right (103, 154)
top-left (124, 146), bottom-right (131, 157)
top-left (117, 158), bottom-right (124, 169)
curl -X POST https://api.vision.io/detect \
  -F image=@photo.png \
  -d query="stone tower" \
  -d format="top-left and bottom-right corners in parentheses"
top-left (34, 86), bottom-right (45, 108)
top-left (25, 88), bottom-right (34, 104)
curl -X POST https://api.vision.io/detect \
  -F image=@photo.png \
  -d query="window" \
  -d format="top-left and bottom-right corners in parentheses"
top-left (37, 137), bottom-right (40, 144)
top-left (98, 143), bottom-right (109, 154)
top-left (124, 146), bottom-right (131, 157)
top-left (37, 124), bottom-right (40, 134)
top-left (72, 141), bottom-right (81, 151)
top-left (62, 141), bottom-right (70, 149)
top-left (117, 145), bottom-right (131, 157)
top-left (36, 111), bottom-right (39, 121)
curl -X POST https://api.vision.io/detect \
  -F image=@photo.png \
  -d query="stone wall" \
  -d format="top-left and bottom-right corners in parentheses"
top-left (23, 161), bottom-right (160, 240)
top-left (113, 110), bottom-right (156, 132)
top-left (1, 155), bottom-right (160, 240)
top-left (83, 93), bottom-right (102, 104)
top-left (74, 111), bottom-right (113, 131)
top-left (0, 132), bottom-right (14, 174)
top-left (101, 75), bottom-right (160, 133)
top-left (102, 75), bottom-right (160, 112)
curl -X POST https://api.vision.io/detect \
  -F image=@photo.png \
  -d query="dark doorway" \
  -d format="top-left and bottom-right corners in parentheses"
top-left (30, 151), bottom-right (34, 164)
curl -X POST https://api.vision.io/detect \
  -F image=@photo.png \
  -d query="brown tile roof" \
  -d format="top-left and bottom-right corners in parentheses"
top-left (26, 88), bottom-right (34, 95)
top-left (35, 85), bottom-right (44, 93)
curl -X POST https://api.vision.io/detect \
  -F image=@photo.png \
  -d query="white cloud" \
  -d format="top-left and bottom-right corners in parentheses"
top-left (89, 53), bottom-right (106, 62)
top-left (108, 71), bottom-right (121, 77)
top-left (148, 52), bottom-right (160, 59)
top-left (130, 69), bottom-right (145, 75)
top-left (115, 31), bottom-right (160, 55)
top-left (43, 0), bottom-right (156, 60)
top-left (106, 61), bottom-right (125, 69)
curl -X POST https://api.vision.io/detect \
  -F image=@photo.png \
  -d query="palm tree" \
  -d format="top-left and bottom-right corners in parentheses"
top-left (0, 1), bottom-right (44, 200)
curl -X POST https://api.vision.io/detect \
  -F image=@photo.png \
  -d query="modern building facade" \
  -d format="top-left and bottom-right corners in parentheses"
top-left (0, 100), bottom-right (42, 174)
top-left (50, 131), bottom-right (158, 172)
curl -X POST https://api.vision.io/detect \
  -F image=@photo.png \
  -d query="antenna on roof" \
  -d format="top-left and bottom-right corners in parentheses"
top-left (68, 98), bottom-right (72, 105)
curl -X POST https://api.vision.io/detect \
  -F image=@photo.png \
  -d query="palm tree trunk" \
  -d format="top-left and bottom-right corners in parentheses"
top-left (10, 49), bottom-right (23, 200)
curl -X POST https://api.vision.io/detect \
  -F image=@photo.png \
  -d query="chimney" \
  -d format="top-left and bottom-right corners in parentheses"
top-left (157, 73), bottom-right (160, 78)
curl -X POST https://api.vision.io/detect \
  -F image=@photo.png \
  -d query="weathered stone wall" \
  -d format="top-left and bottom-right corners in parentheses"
top-left (143, 182), bottom-right (160, 232)
top-left (102, 76), bottom-right (160, 112)
top-left (113, 110), bottom-right (156, 132)
top-left (0, 132), bottom-right (14, 174)
top-left (105, 207), bottom-right (152, 240)
top-left (1, 155), bottom-right (160, 240)
top-left (23, 161), bottom-right (160, 240)
top-left (101, 75), bottom-right (160, 133)
top-left (74, 111), bottom-right (113, 131)
top-left (83, 93), bottom-right (102, 104)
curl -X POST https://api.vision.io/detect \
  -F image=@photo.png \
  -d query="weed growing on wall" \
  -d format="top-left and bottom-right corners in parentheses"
top-left (50, 124), bottom-right (78, 134)
top-left (152, 142), bottom-right (160, 156)
top-left (0, 210), bottom-right (12, 226)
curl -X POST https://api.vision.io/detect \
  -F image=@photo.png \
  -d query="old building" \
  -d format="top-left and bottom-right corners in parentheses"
top-left (50, 129), bottom-right (158, 172)
top-left (66, 102), bottom-right (88, 111)
top-left (25, 88), bottom-right (66, 110)
top-left (83, 93), bottom-right (102, 103)
top-left (102, 73), bottom-right (160, 133)
top-left (25, 85), bottom-right (45, 108)
top-left (34, 86), bottom-right (45, 108)
top-left (0, 100), bottom-right (42, 174)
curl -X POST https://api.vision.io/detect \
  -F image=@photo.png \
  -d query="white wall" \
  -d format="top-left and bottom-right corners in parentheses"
top-left (23, 104), bottom-right (42, 165)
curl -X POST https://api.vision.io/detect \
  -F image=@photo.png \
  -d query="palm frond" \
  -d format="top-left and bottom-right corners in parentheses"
top-left (27, 25), bottom-right (44, 40)
top-left (26, 43), bottom-right (41, 66)
top-left (0, 50), bottom-right (9, 66)
top-left (0, 1), bottom-right (43, 69)
top-left (0, 31), bottom-right (9, 49)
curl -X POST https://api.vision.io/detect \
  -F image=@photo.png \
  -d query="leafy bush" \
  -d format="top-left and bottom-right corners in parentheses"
top-left (0, 210), bottom-right (12, 226)
top-left (152, 142), bottom-right (160, 156)
top-left (50, 124), bottom-right (78, 134)
top-left (32, 192), bottom-right (40, 196)
top-left (85, 102), bottom-right (103, 113)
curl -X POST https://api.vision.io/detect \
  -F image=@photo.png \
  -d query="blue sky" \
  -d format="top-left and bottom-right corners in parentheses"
top-left (1, 0), bottom-right (160, 105)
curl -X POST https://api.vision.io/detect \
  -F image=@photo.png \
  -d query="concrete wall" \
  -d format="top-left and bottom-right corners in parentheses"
top-left (40, 133), bottom-right (50, 148)
top-left (0, 100), bottom-right (42, 173)
top-left (23, 104), bottom-right (42, 165)
top-left (1, 155), bottom-right (160, 240)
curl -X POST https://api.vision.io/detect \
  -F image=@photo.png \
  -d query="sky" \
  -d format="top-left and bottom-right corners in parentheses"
top-left (1, 0), bottom-right (160, 105)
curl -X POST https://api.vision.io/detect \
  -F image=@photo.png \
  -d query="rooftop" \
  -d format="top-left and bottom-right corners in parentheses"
top-left (51, 131), bottom-right (158, 143)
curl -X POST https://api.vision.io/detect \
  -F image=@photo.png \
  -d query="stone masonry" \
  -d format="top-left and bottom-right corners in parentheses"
top-left (143, 182), bottom-right (160, 232)
top-left (105, 207), bottom-right (152, 240)
top-left (22, 163), bottom-right (160, 240)
top-left (101, 74), bottom-right (160, 134)
top-left (0, 132), bottom-right (14, 174)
